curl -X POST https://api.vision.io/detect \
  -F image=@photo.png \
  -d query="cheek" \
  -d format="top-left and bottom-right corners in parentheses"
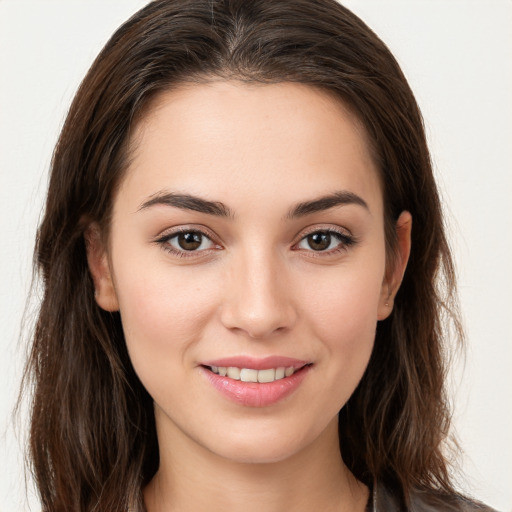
top-left (299, 259), bottom-right (384, 375)
top-left (112, 260), bottom-right (220, 372)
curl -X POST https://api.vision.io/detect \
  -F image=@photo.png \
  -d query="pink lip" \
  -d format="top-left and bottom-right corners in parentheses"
top-left (199, 356), bottom-right (312, 408)
top-left (201, 355), bottom-right (309, 370)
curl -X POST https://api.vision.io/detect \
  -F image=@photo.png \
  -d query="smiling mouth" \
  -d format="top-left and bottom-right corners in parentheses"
top-left (201, 361), bottom-right (313, 407)
top-left (203, 364), bottom-right (310, 383)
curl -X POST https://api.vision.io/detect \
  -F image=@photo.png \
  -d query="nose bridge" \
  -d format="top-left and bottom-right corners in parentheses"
top-left (220, 241), bottom-right (296, 338)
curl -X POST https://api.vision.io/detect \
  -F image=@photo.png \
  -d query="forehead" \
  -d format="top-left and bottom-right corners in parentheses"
top-left (118, 80), bottom-right (382, 216)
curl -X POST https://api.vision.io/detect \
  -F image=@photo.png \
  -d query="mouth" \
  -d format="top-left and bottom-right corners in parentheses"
top-left (202, 364), bottom-right (309, 383)
top-left (199, 358), bottom-right (313, 407)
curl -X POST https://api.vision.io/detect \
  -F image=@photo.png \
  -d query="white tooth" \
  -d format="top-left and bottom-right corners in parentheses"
top-left (257, 368), bottom-right (276, 383)
top-left (285, 367), bottom-right (295, 377)
top-left (275, 367), bottom-right (285, 380)
top-left (218, 367), bottom-right (227, 376)
top-left (240, 368), bottom-right (258, 382)
top-left (227, 367), bottom-right (241, 380)
top-left (211, 366), bottom-right (218, 373)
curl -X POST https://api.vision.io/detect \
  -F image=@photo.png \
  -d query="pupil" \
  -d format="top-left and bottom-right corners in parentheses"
top-left (178, 232), bottom-right (202, 250)
top-left (308, 232), bottom-right (331, 251)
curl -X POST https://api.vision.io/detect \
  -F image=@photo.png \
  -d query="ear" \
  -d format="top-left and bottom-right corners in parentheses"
top-left (84, 223), bottom-right (119, 312)
top-left (377, 211), bottom-right (412, 320)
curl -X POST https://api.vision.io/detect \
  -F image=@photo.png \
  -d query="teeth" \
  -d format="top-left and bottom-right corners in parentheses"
top-left (226, 367), bottom-right (241, 380)
top-left (240, 368), bottom-right (258, 382)
top-left (209, 365), bottom-right (298, 382)
top-left (257, 368), bottom-right (275, 383)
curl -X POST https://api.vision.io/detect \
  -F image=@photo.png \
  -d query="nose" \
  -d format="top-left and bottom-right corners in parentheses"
top-left (219, 248), bottom-right (297, 339)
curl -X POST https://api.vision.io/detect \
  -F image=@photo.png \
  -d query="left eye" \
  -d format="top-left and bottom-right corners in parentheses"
top-left (167, 231), bottom-right (215, 252)
top-left (297, 231), bottom-right (347, 252)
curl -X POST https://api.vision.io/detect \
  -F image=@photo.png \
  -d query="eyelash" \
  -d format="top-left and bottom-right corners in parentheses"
top-left (154, 226), bottom-right (357, 258)
top-left (154, 227), bottom-right (221, 258)
top-left (293, 227), bottom-right (357, 256)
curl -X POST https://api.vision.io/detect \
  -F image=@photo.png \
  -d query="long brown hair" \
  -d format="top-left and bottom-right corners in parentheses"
top-left (23, 0), bottom-right (462, 510)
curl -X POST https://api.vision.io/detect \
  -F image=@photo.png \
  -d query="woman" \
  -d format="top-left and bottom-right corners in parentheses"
top-left (22, 0), bottom-right (495, 511)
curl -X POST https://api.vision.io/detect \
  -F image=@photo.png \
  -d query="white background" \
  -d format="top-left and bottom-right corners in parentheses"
top-left (0, 1), bottom-right (510, 511)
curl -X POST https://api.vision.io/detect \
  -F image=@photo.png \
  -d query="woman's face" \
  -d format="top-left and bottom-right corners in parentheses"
top-left (90, 81), bottom-right (405, 464)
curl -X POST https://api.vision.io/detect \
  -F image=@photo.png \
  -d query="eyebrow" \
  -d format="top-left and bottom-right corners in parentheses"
top-left (286, 191), bottom-right (369, 219)
top-left (137, 189), bottom-right (369, 219)
top-left (138, 191), bottom-right (234, 218)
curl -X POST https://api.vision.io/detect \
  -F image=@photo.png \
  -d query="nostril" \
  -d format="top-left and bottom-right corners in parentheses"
top-left (218, 263), bottom-right (297, 338)
top-left (219, 300), bottom-right (297, 339)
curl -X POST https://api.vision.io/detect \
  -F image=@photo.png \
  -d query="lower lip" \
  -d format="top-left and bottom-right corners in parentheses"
top-left (201, 365), bottom-right (311, 408)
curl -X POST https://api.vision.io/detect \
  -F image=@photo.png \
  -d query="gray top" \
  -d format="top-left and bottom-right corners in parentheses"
top-left (368, 482), bottom-right (498, 512)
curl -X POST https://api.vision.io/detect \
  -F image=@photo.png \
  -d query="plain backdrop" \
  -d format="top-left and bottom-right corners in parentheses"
top-left (0, 1), bottom-right (510, 511)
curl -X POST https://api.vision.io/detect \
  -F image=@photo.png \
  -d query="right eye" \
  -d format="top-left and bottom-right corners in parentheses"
top-left (156, 228), bottom-right (221, 258)
top-left (168, 231), bottom-right (214, 251)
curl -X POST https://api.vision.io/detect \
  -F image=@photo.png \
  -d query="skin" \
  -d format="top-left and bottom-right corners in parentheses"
top-left (86, 81), bottom-right (411, 512)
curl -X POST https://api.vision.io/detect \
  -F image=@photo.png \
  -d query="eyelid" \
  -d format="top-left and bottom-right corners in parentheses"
top-left (154, 225), bottom-right (223, 257)
top-left (155, 224), bottom-right (220, 241)
top-left (293, 224), bottom-right (354, 244)
top-left (292, 224), bottom-right (357, 254)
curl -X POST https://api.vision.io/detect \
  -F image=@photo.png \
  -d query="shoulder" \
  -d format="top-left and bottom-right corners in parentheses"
top-left (409, 488), bottom-right (497, 512)
top-left (374, 482), bottom-right (498, 512)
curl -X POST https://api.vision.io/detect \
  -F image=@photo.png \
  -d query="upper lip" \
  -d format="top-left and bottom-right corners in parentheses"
top-left (200, 356), bottom-right (310, 370)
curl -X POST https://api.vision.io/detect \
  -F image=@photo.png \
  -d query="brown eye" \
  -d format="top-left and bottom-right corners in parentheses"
top-left (296, 229), bottom-right (355, 254)
top-left (306, 231), bottom-right (332, 251)
top-left (177, 232), bottom-right (203, 250)
top-left (163, 230), bottom-right (216, 254)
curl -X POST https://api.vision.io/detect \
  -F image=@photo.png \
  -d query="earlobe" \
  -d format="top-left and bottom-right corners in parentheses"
top-left (377, 211), bottom-right (412, 320)
top-left (84, 223), bottom-right (119, 312)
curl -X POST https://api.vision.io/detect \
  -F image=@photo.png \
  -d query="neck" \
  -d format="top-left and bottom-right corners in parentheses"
top-left (144, 416), bottom-right (368, 512)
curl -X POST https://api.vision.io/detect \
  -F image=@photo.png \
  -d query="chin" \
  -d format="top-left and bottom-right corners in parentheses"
top-left (201, 419), bottom-right (330, 466)
top-left (211, 438), bottom-right (304, 465)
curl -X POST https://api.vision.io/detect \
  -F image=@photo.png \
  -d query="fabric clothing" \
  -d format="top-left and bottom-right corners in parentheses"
top-left (366, 481), bottom-right (498, 512)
